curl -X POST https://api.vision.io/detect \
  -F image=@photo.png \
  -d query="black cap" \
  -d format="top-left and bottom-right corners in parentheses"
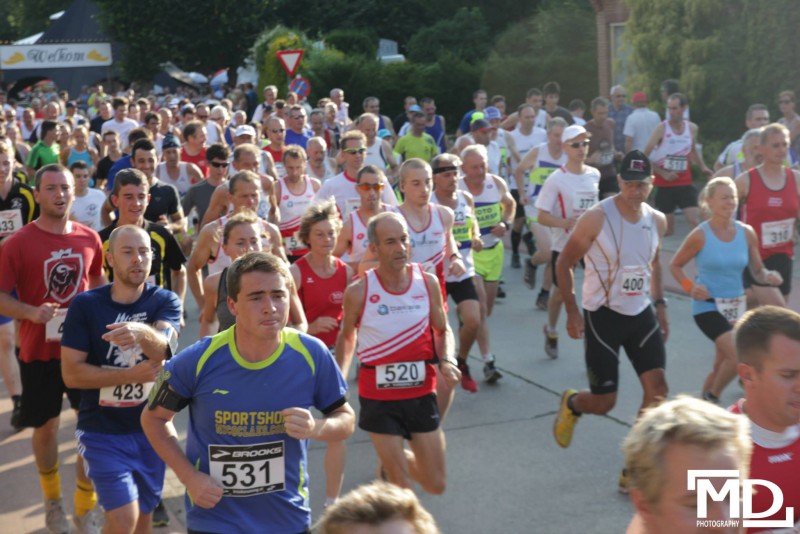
top-left (619, 150), bottom-right (652, 181)
top-left (470, 119), bottom-right (491, 131)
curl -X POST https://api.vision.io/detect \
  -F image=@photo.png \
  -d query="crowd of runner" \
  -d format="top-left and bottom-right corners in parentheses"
top-left (1, 77), bottom-right (800, 533)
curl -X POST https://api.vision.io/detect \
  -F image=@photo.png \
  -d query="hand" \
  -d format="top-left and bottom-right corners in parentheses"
top-left (281, 407), bottom-right (317, 440)
top-left (521, 194), bottom-right (529, 206)
top-left (566, 308), bottom-right (584, 339)
top-left (28, 302), bottom-right (59, 324)
top-left (563, 217), bottom-right (579, 231)
top-left (448, 258), bottom-right (466, 278)
top-left (656, 306), bottom-right (670, 342)
top-left (702, 167), bottom-right (713, 178)
top-left (186, 471), bottom-right (224, 509)
top-left (439, 361), bottom-right (461, 388)
top-left (490, 224), bottom-right (507, 238)
top-left (662, 171), bottom-right (678, 182)
top-left (308, 316), bottom-right (338, 335)
top-left (102, 321), bottom-right (149, 350)
top-left (766, 270), bottom-right (784, 287)
top-left (156, 214), bottom-right (169, 226)
top-left (128, 359), bottom-right (162, 383)
top-left (689, 284), bottom-right (711, 301)
top-left (472, 238), bottom-right (484, 252)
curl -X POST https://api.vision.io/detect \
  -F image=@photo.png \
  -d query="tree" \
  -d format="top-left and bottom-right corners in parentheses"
top-left (623, 0), bottom-right (800, 146)
top-left (406, 8), bottom-right (491, 64)
top-left (0, 0), bottom-right (71, 43)
top-left (94, 0), bottom-right (269, 80)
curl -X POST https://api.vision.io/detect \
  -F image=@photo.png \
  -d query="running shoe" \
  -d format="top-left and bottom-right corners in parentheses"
top-left (523, 231), bottom-right (536, 256)
top-left (45, 499), bottom-right (69, 534)
top-left (544, 325), bottom-right (558, 359)
top-left (536, 289), bottom-right (549, 310)
top-left (524, 261), bottom-right (537, 290)
top-left (483, 360), bottom-right (503, 383)
top-left (152, 500), bottom-right (169, 527)
top-left (458, 362), bottom-right (479, 393)
top-left (73, 506), bottom-right (104, 534)
top-left (511, 253), bottom-right (521, 269)
top-left (553, 389), bottom-right (580, 448)
top-left (10, 395), bottom-right (22, 431)
top-left (497, 285), bottom-right (506, 299)
top-left (618, 468), bottom-right (630, 494)
top-left (701, 391), bottom-right (720, 404)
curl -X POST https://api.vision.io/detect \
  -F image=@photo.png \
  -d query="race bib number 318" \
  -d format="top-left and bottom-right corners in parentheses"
top-left (208, 441), bottom-right (286, 497)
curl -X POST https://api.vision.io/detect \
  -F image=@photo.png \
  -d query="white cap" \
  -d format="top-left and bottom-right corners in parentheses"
top-left (235, 125), bottom-right (256, 137)
top-left (561, 124), bottom-right (590, 143)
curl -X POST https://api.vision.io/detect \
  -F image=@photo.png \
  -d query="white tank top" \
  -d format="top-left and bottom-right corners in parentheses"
top-left (348, 207), bottom-right (383, 264)
top-left (308, 159), bottom-right (336, 183)
top-left (277, 176), bottom-right (316, 253)
top-left (582, 197), bottom-right (659, 315)
top-left (207, 215), bottom-right (274, 275)
top-left (356, 264), bottom-right (433, 365)
top-left (155, 162), bottom-right (191, 196)
top-left (364, 138), bottom-right (388, 169)
top-left (510, 127), bottom-right (547, 163)
top-left (649, 120), bottom-right (692, 166)
top-left (398, 205), bottom-right (447, 295)
top-left (432, 191), bottom-right (475, 282)
top-left (461, 176), bottom-right (504, 248)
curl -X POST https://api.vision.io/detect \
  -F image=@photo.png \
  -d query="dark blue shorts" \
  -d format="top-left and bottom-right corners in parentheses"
top-left (77, 430), bottom-right (165, 513)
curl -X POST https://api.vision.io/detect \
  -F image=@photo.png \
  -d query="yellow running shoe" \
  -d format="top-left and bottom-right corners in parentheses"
top-left (553, 389), bottom-right (580, 448)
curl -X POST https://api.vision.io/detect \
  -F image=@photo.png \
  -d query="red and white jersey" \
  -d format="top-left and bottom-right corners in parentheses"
top-left (277, 177), bottom-right (315, 256)
top-left (207, 214), bottom-right (274, 275)
top-left (348, 207), bottom-right (387, 265)
top-left (314, 171), bottom-right (397, 220)
top-left (650, 120), bottom-right (693, 187)
top-left (731, 400), bottom-right (800, 533)
top-left (740, 167), bottom-right (798, 260)
top-left (356, 264), bottom-right (436, 400)
top-left (397, 204), bottom-right (447, 298)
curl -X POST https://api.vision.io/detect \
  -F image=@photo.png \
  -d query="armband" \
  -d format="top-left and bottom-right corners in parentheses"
top-left (148, 374), bottom-right (189, 412)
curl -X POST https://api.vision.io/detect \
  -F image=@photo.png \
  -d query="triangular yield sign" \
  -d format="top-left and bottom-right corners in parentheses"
top-left (276, 50), bottom-right (304, 77)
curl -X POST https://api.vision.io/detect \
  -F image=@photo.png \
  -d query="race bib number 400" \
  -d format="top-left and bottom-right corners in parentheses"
top-left (761, 218), bottom-right (795, 248)
top-left (208, 441), bottom-right (286, 497)
top-left (376, 361), bottom-right (425, 389)
top-left (620, 266), bottom-right (649, 296)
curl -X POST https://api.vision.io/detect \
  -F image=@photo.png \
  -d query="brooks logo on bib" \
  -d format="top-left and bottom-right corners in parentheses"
top-left (208, 441), bottom-right (286, 497)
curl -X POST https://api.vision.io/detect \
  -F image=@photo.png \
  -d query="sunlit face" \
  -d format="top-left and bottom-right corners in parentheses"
top-left (133, 148), bottom-right (157, 179)
top-left (370, 217), bottom-right (410, 271)
top-left (562, 134), bottom-right (590, 164)
top-left (230, 180), bottom-right (260, 211)
top-left (759, 132), bottom-right (789, 165)
top-left (189, 126), bottom-right (207, 147)
top-left (432, 166), bottom-right (458, 196)
top-left (706, 183), bottom-right (737, 220)
top-left (617, 179), bottom-right (653, 209)
top-left (267, 119), bottom-right (285, 145)
top-left (400, 167), bottom-right (432, 206)
top-left (222, 222), bottom-right (262, 261)
top-left (746, 109), bottom-right (769, 129)
top-left (34, 170), bottom-right (74, 219)
top-left (667, 98), bottom-right (685, 122)
top-left (519, 107), bottom-right (536, 130)
top-left (236, 152), bottom-right (259, 173)
top-left (364, 99), bottom-right (380, 114)
top-left (283, 156), bottom-right (305, 181)
top-left (112, 184), bottom-right (149, 223)
top-left (306, 142), bottom-right (325, 165)
top-left (633, 443), bottom-right (742, 534)
top-left (592, 105), bottom-right (609, 123)
top-left (310, 113), bottom-right (324, 133)
top-left (308, 219), bottom-right (338, 254)
top-left (356, 172), bottom-right (383, 211)
top-left (0, 152), bottom-right (12, 182)
top-left (461, 153), bottom-right (487, 181)
top-left (229, 271), bottom-right (289, 341)
top-left (358, 117), bottom-right (378, 140)
top-left (740, 334), bottom-right (800, 431)
top-left (113, 104), bottom-right (127, 121)
top-left (341, 139), bottom-right (366, 169)
top-left (107, 229), bottom-right (152, 288)
top-left (72, 167), bottom-right (91, 194)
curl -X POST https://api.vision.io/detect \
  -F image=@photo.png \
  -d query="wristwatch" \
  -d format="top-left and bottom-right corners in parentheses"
top-left (653, 298), bottom-right (668, 308)
top-left (499, 221), bottom-right (509, 229)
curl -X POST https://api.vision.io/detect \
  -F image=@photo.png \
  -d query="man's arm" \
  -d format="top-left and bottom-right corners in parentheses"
top-left (61, 346), bottom-right (161, 389)
top-left (265, 222), bottom-right (289, 263)
top-left (438, 205), bottom-right (465, 277)
top-left (282, 403), bottom-right (355, 442)
top-left (425, 272), bottom-right (459, 387)
top-left (624, 135), bottom-right (633, 154)
top-left (0, 291), bottom-right (57, 323)
top-left (186, 225), bottom-right (217, 309)
top-left (170, 266), bottom-right (187, 315)
top-left (650, 212), bottom-right (669, 340)
top-left (200, 185), bottom-right (228, 228)
top-left (556, 209), bottom-right (603, 339)
top-left (334, 279), bottom-right (365, 378)
top-left (199, 274), bottom-right (220, 337)
top-left (689, 123), bottom-right (712, 177)
top-left (333, 217), bottom-right (352, 258)
top-left (514, 146), bottom-right (539, 202)
top-left (101, 320), bottom-right (174, 362)
top-left (89, 272), bottom-right (108, 289)
top-left (500, 112), bottom-right (519, 131)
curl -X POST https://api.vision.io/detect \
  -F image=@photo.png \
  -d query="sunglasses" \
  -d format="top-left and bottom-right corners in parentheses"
top-left (568, 141), bottom-right (590, 148)
top-left (197, 115), bottom-right (209, 120)
top-left (343, 148), bottom-right (367, 155)
top-left (270, 128), bottom-right (285, 133)
top-left (356, 183), bottom-right (384, 191)
top-left (209, 161), bottom-right (228, 168)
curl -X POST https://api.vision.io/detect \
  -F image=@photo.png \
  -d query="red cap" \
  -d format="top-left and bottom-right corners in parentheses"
top-left (632, 91), bottom-right (648, 104)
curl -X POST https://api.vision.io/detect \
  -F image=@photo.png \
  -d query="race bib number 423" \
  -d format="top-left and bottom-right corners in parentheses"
top-left (208, 441), bottom-right (286, 497)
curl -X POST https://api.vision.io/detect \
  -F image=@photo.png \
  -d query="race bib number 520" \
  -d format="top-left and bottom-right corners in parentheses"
top-left (208, 441), bottom-right (286, 497)
top-left (376, 361), bottom-right (425, 389)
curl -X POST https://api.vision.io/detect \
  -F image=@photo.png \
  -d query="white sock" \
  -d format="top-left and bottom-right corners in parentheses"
top-left (480, 353), bottom-right (495, 363)
top-left (324, 497), bottom-right (337, 508)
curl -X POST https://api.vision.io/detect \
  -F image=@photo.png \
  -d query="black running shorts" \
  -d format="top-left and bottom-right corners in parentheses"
top-left (358, 393), bottom-right (440, 439)
top-left (18, 359), bottom-right (81, 428)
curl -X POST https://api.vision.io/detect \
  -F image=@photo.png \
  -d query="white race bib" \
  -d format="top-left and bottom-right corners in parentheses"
top-left (664, 155), bottom-right (688, 172)
top-left (761, 218), bottom-right (795, 248)
top-left (572, 191), bottom-right (597, 215)
top-left (99, 381), bottom-right (154, 407)
top-left (0, 209), bottom-right (23, 237)
top-left (45, 309), bottom-right (68, 342)
top-left (620, 266), bottom-right (649, 296)
top-left (715, 295), bottom-right (746, 325)
top-left (208, 441), bottom-right (286, 497)
top-left (344, 198), bottom-right (361, 219)
top-left (376, 361), bottom-right (425, 389)
top-left (283, 231), bottom-right (301, 253)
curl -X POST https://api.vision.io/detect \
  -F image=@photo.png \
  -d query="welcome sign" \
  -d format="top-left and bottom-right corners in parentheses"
top-left (0, 43), bottom-right (112, 70)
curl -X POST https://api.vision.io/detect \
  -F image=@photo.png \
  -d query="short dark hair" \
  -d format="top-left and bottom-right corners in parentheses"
top-left (182, 120), bottom-right (204, 140)
top-left (543, 82), bottom-right (560, 96)
top-left (206, 143), bottom-right (231, 162)
top-left (490, 95), bottom-right (506, 105)
top-left (40, 120), bottom-right (58, 139)
top-left (297, 200), bottom-right (341, 248)
top-left (735, 306), bottom-right (800, 370)
top-left (228, 170), bottom-right (259, 196)
top-left (131, 139), bottom-right (156, 160)
top-left (112, 168), bottom-right (149, 197)
top-left (112, 97), bottom-right (128, 110)
top-left (127, 127), bottom-right (151, 146)
top-left (143, 112), bottom-right (159, 124)
top-left (226, 251), bottom-right (290, 302)
top-left (357, 164), bottom-right (385, 184)
top-left (526, 88), bottom-right (542, 99)
top-left (668, 93), bottom-right (688, 108)
top-left (34, 163), bottom-right (70, 190)
top-left (69, 160), bottom-right (89, 173)
top-left (568, 99), bottom-right (586, 112)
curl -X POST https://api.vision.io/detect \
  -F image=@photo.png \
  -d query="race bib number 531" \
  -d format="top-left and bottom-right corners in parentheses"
top-left (208, 441), bottom-right (286, 497)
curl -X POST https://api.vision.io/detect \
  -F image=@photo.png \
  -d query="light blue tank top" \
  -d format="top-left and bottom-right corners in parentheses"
top-left (67, 148), bottom-right (93, 168)
top-left (692, 221), bottom-right (748, 315)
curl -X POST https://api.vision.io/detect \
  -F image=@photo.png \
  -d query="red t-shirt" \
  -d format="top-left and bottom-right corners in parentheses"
top-left (181, 146), bottom-right (208, 179)
top-left (296, 256), bottom-right (348, 348)
top-left (0, 222), bottom-right (104, 362)
top-left (740, 167), bottom-right (798, 260)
